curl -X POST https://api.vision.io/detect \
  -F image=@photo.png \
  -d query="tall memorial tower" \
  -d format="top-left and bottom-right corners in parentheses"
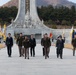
top-left (6, 0), bottom-right (71, 43)
top-left (6, 0), bottom-right (50, 39)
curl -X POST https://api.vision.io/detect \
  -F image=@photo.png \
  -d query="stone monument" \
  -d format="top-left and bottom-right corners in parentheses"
top-left (6, 0), bottom-right (51, 39)
top-left (6, 0), bottom-right (73, 43)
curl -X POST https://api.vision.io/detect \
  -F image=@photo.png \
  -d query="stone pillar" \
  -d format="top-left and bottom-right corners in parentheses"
top-left (13, 0), bottom-right (25, 27)
top-left (30, 0), bottom-right (41, 22)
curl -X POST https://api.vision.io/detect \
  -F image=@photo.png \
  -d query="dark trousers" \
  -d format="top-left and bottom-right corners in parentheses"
top-left (18, 46), bottom-right (22, 57)
top-left (57, 48), bottom-right (63, 59)
top-left (73, 47), bottom-right (76, 56)
top-left (44, 47), bottom-right (50, 59)
top-left (30, 47), bottom-right (35, 57)
top-left (43, 48), bottom-right (45, 56)
top-left (24, 48), bottom-right (29, 59)
top-left (7, 46), bottom-right (12, 57)
top-left (22, 48), bottom-right (24, 56)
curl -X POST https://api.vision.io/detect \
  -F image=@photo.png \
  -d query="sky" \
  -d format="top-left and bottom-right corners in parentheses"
top-left (0, 0), bottom-right (76, 6)
top-left (0, 0), bottom-right (10, 6)
top-left (68, 0), bottom-right (76, 3)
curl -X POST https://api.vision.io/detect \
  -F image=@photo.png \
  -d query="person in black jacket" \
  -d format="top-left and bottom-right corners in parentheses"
top-left (56, 35), bottom-right (65, 59)
top-left (29, 34), bottom-right (36, 57)
top-left (16, 33), bottom-right (24, 57)
top-left (6, 33), bottom-right (13, 57)
top-left (23, 36), bottom-right (30, 59)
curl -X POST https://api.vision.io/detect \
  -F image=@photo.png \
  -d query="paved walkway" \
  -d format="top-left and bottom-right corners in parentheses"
top-left (0, 44), bottom-right (76, 75)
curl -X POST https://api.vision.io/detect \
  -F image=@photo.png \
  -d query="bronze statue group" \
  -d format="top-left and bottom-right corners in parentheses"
top-left (5, 32), bottom-right (76, 59)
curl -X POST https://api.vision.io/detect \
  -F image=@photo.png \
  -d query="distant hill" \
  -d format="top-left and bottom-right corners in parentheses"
top-left (1, 0), bottom-right (76, 8)
top-left (1, 0), bottom-right (18, 8)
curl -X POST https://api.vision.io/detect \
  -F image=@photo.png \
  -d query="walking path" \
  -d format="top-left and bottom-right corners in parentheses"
top-left (0, 44), bottom-right (76, 75)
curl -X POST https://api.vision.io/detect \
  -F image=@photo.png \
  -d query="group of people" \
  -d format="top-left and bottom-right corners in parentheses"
top-left (16, 33), bottom-right (36, 59)
top-left (41, 34), bottom-right (65, 59)
top-left (6, 33), bottom-right (36, 59)
top-left (5, 32), bottom-right (76, 59)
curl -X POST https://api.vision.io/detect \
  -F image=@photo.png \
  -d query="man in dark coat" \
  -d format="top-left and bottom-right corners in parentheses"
top-left (43, 33), bottom-right (51, 59)
top-left (23, 36), bottom-right (30, 59)
top-left (29, 34), bottom-right (36, 57)
top-left (6, 33), bottom-right (13, 57)
top-left (72, 34), bottom-right (76, 56)
top-left (41, 34), bottom-right (45, 56)
top-left (56, 35), bottom-right (65, 59)
top-left (16, 33), bottom-right (24, 57)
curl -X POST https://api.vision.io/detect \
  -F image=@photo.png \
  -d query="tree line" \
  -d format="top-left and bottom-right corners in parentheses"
top-left (0, 6), bottom-right (18, 26)
top-left (0, 5), bottom-right (76, 27)
top-left (37, 5), bottom-right (76, 26)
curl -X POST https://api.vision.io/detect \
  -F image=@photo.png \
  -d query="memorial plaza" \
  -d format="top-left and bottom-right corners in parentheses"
top-left (0, 44), bottom-right (76, 75)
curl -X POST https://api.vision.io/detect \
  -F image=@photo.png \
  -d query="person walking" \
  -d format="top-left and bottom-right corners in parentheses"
top-left (72, 34), bottom-right (76, 56)
top-left (43, 33), bottom-right (51, 59)
top-left (56, 35), bottom-right (65, 59)
top-left (16, 33), bottom-right (24, 57)
top-left (41, 34), bottom-right (45, 56)
top-left (23, 36), bottom-right (30, 59)
top-left (29, 34), bottom-right (36, 57)
top-left (6, 33), bottom-right (13, 57)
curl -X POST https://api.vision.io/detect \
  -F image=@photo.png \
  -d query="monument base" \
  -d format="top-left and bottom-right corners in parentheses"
top-left (6, 27), bottom-right (73, 44)
top-left (6, 27), bottom-right (51, 39)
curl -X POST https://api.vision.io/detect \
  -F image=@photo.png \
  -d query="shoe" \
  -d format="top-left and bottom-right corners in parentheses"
top-left (19, 55), bottom-right (21, 57)
top-left (60, 57), bottom-right (63, 59)
top-left (45, 57), bottom-right (47, 59)
top-left (47, 55), bottom-right (49, 58)
top-left (57, 55), bottom-right (59, 58)
top-left (73, 54), bottom-right (75, 56)
top-left (9, 55), bottom-right (11, 57)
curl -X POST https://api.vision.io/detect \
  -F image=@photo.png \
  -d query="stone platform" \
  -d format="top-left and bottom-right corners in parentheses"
top-left (0, 44), bottom-right (76, 75)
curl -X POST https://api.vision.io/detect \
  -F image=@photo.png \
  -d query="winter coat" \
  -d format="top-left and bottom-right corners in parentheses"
top-left (43, 37), bottom-right (51, 48)
top-left (29, 38), bottom-right (36, 47)
top-left (23, 39), bottom-right (30, 48)
top-left (16, 36), bottom-right (24, 46)
top-left (56, 39), bottom-right (65, 50)
top-left (6, 37), bottom-right (13, 47)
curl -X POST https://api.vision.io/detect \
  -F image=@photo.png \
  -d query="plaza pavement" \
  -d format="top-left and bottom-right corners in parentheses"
top-left (0, 44), bottom-right (76, 75)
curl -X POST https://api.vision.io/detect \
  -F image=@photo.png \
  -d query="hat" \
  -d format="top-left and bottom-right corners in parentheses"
top-left (45, 33), bottom-right (48, 35)
top-left (59, 35), bottom-right (62, 38)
